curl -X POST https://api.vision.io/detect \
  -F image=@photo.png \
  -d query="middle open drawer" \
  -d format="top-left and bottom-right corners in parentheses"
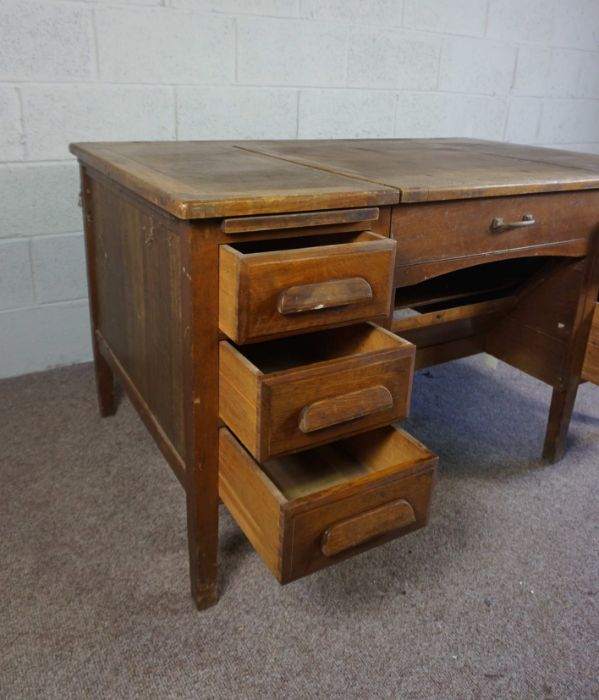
top-left (220, 323), bottom-right (415, 461)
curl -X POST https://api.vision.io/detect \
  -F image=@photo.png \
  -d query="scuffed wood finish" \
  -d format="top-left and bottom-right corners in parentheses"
top-left (486, 258), bottom-right (596, 387)
top-left (219, 231), bottom-right (396, 343)
top-left (181, 220), bottom-right (221, 609)
top-left (542, 248), bottom-right (599, 462)
top-left (299, 385), bottom-right (393, 434)
top-left (70, 141), bottom-right (398, 219)
top-left (391, 297), bottom-right (518, 335)
top-left (80, 167), bottom-right (116, 418)
top-left (277, 277), bottom-right (373, 315)
top-left (218, 427), bottom-right (437, 584)
top-left (81, 168), bottom-right (220, 609)
top-left (218, 427), bottom-right (285, 578)
top-left (219, 324), bottom-right (415, 461)
top-left (240, 139), bottom-right (599, 203)
top-left (96, 332), bottom-right (186, 486)
top-left (73, 139), bottom-right (599, 219)
top-left (414, 336), bottom-right (486, 369)
top-left (221, 207), bottom-right (380, 234)
top-left (391, 190), bottom-right (599, 284)
top-left (74, 137), bottom-right (599, 610)
top-left (321, 498), bottom-right (416, 557)
top-left (85, 173), bottom-right (186, 458)
top-left (582, 304), bottom-right (599, 384)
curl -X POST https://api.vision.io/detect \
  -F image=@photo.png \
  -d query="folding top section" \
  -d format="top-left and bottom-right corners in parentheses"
top-left (69, 140), bottom-right (399, 219)
top-left (70, 138), bottom-right (599, 219)
top-left (241, 138), bottom-right (599, 203)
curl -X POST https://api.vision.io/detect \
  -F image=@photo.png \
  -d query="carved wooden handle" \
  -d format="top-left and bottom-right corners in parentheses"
top-left (321, 499), bottom-right (416, 557)
top-left (298, 385), bottom-right (393, 434)
top-left (277, 277), bottom-right (373, 315)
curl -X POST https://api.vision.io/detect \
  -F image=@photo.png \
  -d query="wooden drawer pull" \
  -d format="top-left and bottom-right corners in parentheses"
top-left (277, 277), bottom-right (373, 315)
top-left (299, 385), bottom-right (393, 434)
top-left (321, 499), bottom-right (416, 557)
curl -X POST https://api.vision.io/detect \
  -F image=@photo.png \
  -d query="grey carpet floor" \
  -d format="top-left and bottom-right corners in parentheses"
top-left (1, 357), bottom-right (598, 700)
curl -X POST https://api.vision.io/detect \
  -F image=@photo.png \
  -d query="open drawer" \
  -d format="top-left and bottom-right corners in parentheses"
top-left (219, 231), bottom-right (396, 343)
top-left (220, 324), bottom-right (415, 461)
top-left (219, 426), bottom-right (437, 584)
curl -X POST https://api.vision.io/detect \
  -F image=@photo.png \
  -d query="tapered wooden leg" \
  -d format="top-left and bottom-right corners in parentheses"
top-left (93, 343), bottom-right (117, 417)
top-left (186, 487), bottom-right (219, 609)
top-left (543, 381), bottom-right (580, 463)
top-left (80, 166), bottom-right (117, 419)
top-left (543, 244), bottom-right (599, 463)
top-left (182, 223), bottom-right (220, 610)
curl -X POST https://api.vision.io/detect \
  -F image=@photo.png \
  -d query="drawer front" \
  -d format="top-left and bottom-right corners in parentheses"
top-left (219, 231), bottom-right (396, 343)
top-left (392, 190), bottom-right (599, 285)
top-left (263, 351), bottom-right (413, 459)
top-left (219, 325), bottom-right (415, 461)
top-left (218, 427), bottom-right (437, 584)
top-left (283, 464), bottom-right (434, 583)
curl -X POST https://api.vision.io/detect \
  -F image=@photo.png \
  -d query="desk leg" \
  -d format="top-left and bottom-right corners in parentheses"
top-left (543, 251), bottom-right (599, 463)
top-left (80, 167), bottom-right (116, 418)
top-left (544, 381), bottom-right (581, 463)
top-left (182, 224), bottom-right (220, 610)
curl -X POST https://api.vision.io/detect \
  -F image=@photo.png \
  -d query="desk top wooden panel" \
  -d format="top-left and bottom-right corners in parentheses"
top-left (70, 138), bottom-right (599, 220)
top-left (69, 141), bottom-right (399, 219)
top-left (242, 139), bottom-right (599, 203)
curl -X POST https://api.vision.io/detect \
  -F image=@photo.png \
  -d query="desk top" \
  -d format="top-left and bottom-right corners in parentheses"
top-left (70, 138), bottom-right (599, 220)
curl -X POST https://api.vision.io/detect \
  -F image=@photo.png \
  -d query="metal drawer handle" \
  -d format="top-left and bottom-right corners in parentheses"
top-left (298, 385), bottom-right (393, 434)
top-left (321, 498), bottom-right (416, 557)
top-left (277, 277), bottom-right (373, 315)
top-left (490, 214), bottom-right (536, 231)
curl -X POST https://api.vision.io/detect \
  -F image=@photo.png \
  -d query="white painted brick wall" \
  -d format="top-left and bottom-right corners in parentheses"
top-left (0, 0), bottom-right (598, 378)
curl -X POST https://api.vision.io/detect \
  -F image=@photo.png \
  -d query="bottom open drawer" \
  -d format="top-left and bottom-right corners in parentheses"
top-left (219, 425), bottom-right (437, 584)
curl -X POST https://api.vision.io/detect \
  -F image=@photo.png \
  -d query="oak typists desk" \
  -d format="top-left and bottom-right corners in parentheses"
top-left (70, 138), bottom-right (599, 610)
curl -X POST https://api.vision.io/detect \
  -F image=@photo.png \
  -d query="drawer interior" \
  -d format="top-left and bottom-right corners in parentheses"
top-left (228, 230), bottom-right (377, 255)
top-left (391, 257), bottom-right (559, 352)
top-left (220, 323), bottom-right (415, 461)
top-left (395, 256), bottom-right (552, 311)
top-left (260, 425), bottom-right (433, 501)
top-left (237, 323), bottom-right (410, 375)
top-left (219, 425), bottom-right (437, 583)
top-left (390, 255), bottom-right (585, 380)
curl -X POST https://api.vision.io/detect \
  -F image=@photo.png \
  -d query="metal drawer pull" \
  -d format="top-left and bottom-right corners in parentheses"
top-left (321, 498), bottom-right (416, 557)
top-left (490, 213), bottom-right (536, 231)
top-left (299, 385), bottom-right (393, 434)
top-left (277, 277), bottom-right (373, 315)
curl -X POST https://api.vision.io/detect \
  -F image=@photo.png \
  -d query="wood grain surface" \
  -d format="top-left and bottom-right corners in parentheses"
top-left (70, 141), bottom-right (398, 219)
top-left (582, 304), bottom-right (599, 384)
top-left (241, 138), bottom-right (599, 203)
top-left (219, 231), bottom-right (396, 343)
top-left (219, 324), bottom-right (415, 461)
top-left (218, 426), bottom-right (437, 584)
top-left (71, 139), bottom-right (599, 220)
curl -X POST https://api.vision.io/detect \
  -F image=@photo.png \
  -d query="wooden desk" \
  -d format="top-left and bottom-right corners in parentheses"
top-left (70, 139), bottom-right (599, 610)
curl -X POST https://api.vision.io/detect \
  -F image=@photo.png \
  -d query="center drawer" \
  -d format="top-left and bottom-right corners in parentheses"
top-left (219, 426), bottom-right (437, 584)
top-left (391, 190), bottom-right (599, 286)
top-left (219, 231), bottom-right (396, 343)
top-left (219, 323), bottom-right (415, 461)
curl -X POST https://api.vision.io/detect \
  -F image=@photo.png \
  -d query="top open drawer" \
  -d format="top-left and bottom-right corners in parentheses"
top-left (219, 231), bottom-right (396, 344)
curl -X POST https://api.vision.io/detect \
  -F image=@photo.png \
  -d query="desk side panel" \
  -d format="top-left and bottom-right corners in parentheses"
top-left (86, 172), bottom-right (186, 461)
